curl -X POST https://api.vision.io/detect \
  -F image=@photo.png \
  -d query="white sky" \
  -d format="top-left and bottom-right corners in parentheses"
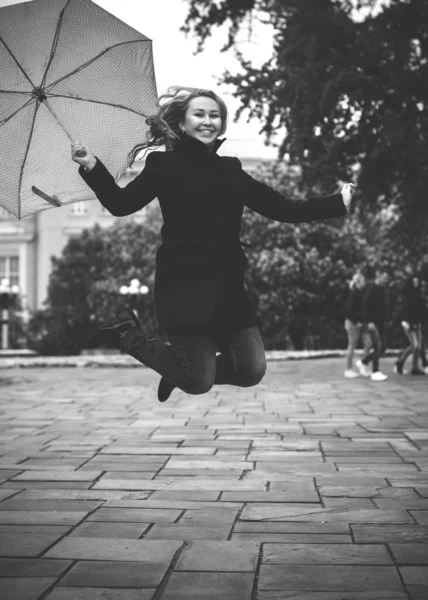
top-left (2, 0), bottom-right (392, 156)
top-left (1, 0), bottom-right (278, 156)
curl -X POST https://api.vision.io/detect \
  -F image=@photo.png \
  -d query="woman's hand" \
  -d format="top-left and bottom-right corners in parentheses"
top-left (71, 142), bottom-right (97, 172)
top-left (340, 182), bottom-right (356, 212)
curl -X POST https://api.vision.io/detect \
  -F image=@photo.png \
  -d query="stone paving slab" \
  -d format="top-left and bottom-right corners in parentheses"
top-left (58, 559), bottom-right (169, 587)
top-left (262, 543), bottom-right (392, 565)
top-left (257, 593), bottom-right (407, 599)
top-left (160, 572), bottom-right (254, 600)
top-left (0, 511), bottom-right (89, 525)
top-left (0, 358), bottom-right (427, 599)
top-left (45, 538), bottom-right (183, 562)
top-left (0, 558), bottom-right (71, 577)
top-left (45, 590), bottom-right (155, 600)
top-left (0, 577), bottom-right (57, 600)
top-left (258, 565), bottom-right (404, 592)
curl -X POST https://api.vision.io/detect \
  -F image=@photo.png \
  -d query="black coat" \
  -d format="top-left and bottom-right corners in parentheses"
top-left (401, 278), bottom-right (426, 327)
top-left (80, 135), bottom-right (346, 331)
top-left (344, 287), bottom-right (363, 324)
top-left (362, 282), bottom-right (387, 326)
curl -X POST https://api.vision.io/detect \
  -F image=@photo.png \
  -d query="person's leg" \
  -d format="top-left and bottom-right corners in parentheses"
top-left (345, 320), bottom-right (359, 371)
top-left (362, 330), bottom-right (377, 367)
top-left (121, 323), bottom-right (217, 395)
top-left (157, 325), bottom-right (266, 402)
top-left (362, 326), bottom-right (381, 372)
top-left (378, 324), bottom-right (387, 356)
top-left (366, 325), bottom-right (388, 380)
top-left (362, 328), bottom-right (372, 361)
top-left (356, 328), bottom-right (372, 376)
top-left (410, 326), bottom-right (424, 374)
top-left (213, 326), bottom-right (267, 387)
top-left (371, 327), bottom-right (381, 372)
top-left (420, 326), bottom-right (428, 369)
top-left (411, 328), bottom-right (419, 371)
top-left (395, 327), bottom-right (414, 372)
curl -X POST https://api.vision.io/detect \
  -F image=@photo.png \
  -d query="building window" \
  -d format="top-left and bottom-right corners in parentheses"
top-left (70, 201), bottom-right (89, 216)
top-left (0, 256), bottom-right (20, 287)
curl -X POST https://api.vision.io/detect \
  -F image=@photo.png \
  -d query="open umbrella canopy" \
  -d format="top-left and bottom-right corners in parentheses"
top-left (0, 0), bottom-right (158, 219)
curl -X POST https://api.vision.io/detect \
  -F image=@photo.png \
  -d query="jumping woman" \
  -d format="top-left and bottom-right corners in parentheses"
top-left (71, 86), bottom-right (355, 402)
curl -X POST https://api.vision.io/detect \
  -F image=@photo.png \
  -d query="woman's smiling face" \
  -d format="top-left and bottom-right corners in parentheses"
top-left (181, 96), bottom-right (223, 145)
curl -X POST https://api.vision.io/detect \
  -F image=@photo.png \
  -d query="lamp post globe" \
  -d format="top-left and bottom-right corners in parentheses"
top-left (119, 279), bottom-right (149, 320)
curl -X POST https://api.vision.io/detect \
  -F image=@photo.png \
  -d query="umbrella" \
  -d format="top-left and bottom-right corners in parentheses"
top-left (0, 0), bottom-right (158, 219)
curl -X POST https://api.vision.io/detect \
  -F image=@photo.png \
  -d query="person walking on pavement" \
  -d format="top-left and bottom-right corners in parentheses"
top-left (420, 278), bottom-right (428, 374)
top-left (356, 267), bottom-right (389, 381)
top-left (71, 86), bottom-right (355, 402)
top-left (344, 270), bottom-right (365, 378)
top-left (394, 273), bottom-right (427, 376)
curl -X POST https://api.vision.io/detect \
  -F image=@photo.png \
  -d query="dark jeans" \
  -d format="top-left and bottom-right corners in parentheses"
top-left (120, 323), bottom-right (267, 395)
top-left (396, 324), bottom-right (423, 370)
top-left (362, 323), bottom-right (385, 373)
top-left (422, 327), bottom-right (428, 368)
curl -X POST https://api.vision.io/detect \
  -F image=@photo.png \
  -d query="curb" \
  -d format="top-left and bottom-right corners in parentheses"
top-left (0, 349), bottom-right (400, 369)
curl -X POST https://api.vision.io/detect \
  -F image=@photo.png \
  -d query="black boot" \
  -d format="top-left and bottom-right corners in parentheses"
top-left (91, 310), bottom-right (140, 348)
top-left (158, 377), bottom-right (175, 402)
top-left (410, 367), bottom-right (426, 376)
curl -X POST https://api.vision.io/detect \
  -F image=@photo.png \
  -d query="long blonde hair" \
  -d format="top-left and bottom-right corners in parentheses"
top-left (349, 271), bottom-right (365, 289)
top-left (128, 86), bottom-right (228, 164)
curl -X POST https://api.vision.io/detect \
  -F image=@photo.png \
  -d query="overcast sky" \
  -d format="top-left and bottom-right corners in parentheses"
top-left (1, 0), bottom-right (278, 156)
top-left (1, 0), bottom-right (391, 152)
top-left (95, 0), bottom-right (276, 145)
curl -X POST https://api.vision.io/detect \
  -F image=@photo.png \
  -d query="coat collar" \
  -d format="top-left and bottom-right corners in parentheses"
top-left (174, 133), bottom-right (226, 157)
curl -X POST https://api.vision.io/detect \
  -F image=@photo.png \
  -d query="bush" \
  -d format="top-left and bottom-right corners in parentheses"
top-left (29, 210), bottom-right (161, 355)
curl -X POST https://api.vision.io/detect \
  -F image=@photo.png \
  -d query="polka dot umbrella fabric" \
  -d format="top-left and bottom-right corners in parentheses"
top-left (0, 0), bottom-right (158, 219)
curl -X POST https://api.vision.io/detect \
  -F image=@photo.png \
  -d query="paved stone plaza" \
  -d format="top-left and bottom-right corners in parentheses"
top-left (0, 357), bottom-right (427, 600)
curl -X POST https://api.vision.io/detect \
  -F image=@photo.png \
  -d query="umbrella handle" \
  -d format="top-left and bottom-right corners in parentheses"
top-left (32, 186), bottom-right (61, 206)
top-left (43, 100), bottom-right (88, 158)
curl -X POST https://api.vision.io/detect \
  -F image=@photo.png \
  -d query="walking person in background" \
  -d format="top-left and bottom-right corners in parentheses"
top-left (420, 277), bottom-right (428, 374)
top-left (356, 267), bottom-right (389, 381)
top-left (344, 270), bottom-right (365, 378)
top-left (71, 86), bottom-right (355, 402)
top-left (394, 273), bottom-right (426, 376)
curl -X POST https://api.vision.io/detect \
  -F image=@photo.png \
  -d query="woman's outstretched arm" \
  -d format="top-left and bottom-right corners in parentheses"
top-left (71, 143), bottom-right (160, 217)
top-left (231, 158), bottom-right (354, 222)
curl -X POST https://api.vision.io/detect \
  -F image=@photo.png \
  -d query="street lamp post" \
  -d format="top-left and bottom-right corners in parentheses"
top-left (119, 278), bottom-right (149, 320)
top-left (0, 278), bottom-right (20, 350)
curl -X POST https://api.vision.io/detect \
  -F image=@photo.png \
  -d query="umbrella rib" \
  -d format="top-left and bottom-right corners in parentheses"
top-left (44, 40), bottom-right (152, 91)
top-left (17, 103), bottom-right (40, 220)
top-left (40, 0), bottom-right (72, 90)
top-left (0, 90), bottom-right (31, 94)
top-left (47, 94), bottom-right (150, 118)
top-left (0, 35), bottom-right (36, 89)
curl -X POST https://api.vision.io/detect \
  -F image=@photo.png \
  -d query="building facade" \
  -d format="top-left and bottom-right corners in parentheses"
top-left (0, 139), bottom-right (277, 313)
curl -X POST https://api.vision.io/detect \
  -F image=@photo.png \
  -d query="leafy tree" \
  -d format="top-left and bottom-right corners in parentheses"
top-left (28, 206), bottom-right (162, 355)
top-left (241, 160), bottom-right (419, 349)
top-left (183, 0), bottom-right (428, 246)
